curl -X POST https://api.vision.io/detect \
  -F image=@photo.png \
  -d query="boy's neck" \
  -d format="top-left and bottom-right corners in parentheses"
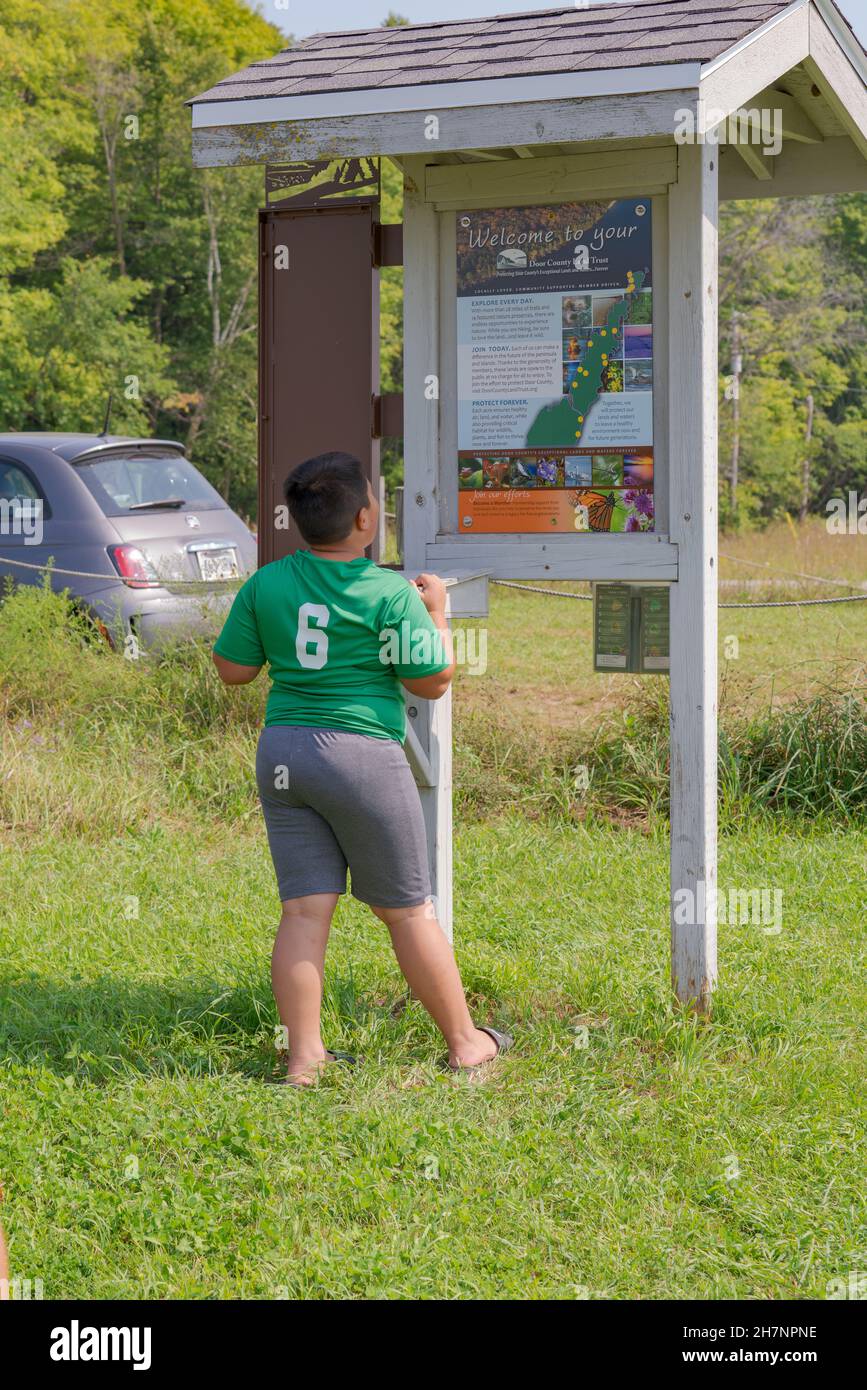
top-left (307, 541), bottom-right (367, 563)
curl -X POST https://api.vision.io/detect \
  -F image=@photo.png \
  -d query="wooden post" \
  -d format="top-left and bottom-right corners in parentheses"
top-left (399, 157), bottom-right (452, 940)
top-left (404, 685), bottom-right (453, 942)
top-left (394, 485), bottom-right (404, 566)
top-left (668, 141), bottom-right (719, 1012)
top-left (729, 309), bottom-right (741, 519)
top-left (402, 591), bottom-right (454, 942)
top-left (401, 156), bottom-right (440, 575)
top-left (798, 392), bottom-right (814, 523)
top-left (378, 475), bottom-right (387, 558)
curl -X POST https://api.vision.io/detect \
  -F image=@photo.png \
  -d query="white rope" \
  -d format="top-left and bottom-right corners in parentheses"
top-left (2, 554), bottom-right (865, 609)
top-left (490, 578), bottom-right (867, 609)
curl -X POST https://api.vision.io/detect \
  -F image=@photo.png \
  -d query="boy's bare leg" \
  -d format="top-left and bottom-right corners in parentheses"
top-left (272, 892), bottom-right (339, 1085)
top-left (372, 902), bottom-right (498, 1068)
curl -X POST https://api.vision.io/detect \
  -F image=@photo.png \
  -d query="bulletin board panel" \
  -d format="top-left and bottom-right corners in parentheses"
top-left (428, 189), bottom-right (675, 582)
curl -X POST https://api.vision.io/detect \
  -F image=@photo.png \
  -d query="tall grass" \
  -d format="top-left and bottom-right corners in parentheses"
top-left (454, 684), bottom-right (866, 825)
top-left (1, 582), bottom-right (864, 836)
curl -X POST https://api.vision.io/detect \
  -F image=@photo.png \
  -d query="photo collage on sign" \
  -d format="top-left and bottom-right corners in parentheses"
top-left (456, 199), bottom-right (655, 533)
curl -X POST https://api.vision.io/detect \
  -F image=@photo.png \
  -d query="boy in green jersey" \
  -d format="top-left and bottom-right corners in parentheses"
top-left (214, 452), bottom-right (511, 1086)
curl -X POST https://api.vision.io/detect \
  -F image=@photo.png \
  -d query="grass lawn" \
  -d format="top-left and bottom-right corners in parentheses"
top-left (454, 521), bottom-right (867, 729)
top-left (1, 521), bottom-right (864, 1299)
top-left (1, 818), bottom-right (864, 1299)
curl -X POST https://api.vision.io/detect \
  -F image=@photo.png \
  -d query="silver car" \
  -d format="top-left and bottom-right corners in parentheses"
top-left (0, 434), bottom-right (257, 647)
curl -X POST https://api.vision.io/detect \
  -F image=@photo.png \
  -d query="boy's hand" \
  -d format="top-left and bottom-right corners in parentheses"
top-left (411, 573), bottom-right (447, 617)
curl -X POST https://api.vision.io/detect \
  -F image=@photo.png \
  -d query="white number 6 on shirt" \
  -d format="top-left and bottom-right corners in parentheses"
top-left (296, 602), bottom-right (330, 669)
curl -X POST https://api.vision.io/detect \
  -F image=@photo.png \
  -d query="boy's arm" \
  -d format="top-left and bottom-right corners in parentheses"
top-left (212, 575), bottom-right (265, 685)
top-left (213, 653), bottom-right (262, 685)
top-left (399, 574), bottom-right (455, 700)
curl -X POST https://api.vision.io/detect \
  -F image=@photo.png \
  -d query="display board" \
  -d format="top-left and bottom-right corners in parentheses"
top-left (593, 584), bottom-right (670, 673)
top-left (456, 198), bottom-right (654, 535)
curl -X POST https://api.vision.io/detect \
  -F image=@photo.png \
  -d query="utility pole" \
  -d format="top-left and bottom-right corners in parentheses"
top-left (798, 392), bottom-right (814, 524)
top-left (728, 310), bottom-right (742, 518)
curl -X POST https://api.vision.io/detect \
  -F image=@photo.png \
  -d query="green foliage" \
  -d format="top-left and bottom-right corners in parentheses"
top-left (0, 0), bottom-right (283, 500)
top-left (0, 258), bottom-right (175, 432)
top-left (719, 196), bottom-right (866, 525)
top-left (0, 0), bottom-right (864, 525)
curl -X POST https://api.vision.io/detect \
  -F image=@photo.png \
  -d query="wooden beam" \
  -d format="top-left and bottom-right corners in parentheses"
top-left (751, 85), bottom-right (822, 143)
top-left (191, 89), bottom-right (698, 168)
top-left (426, 536), bottom-right (679, 582)
top-left (667, 140), bottom-right (719, 1014)
top-left (804, 6), bottom-right (867, 161)
top-left (700, 5), bottom-right (811, 124)
top-left (732, 141), bottom-right (775, 180)
top-left (719, 135), bottom-right (867, 199)
top-left (426, 144), bottom-right (677, 208)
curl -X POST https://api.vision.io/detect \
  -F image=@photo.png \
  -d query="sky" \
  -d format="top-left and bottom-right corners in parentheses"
top-left (258, 0), bottom-right (867, 45)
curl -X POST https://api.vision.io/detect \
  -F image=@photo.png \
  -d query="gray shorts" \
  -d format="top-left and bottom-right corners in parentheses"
top-left (255, 725), bottom-right (431, 907)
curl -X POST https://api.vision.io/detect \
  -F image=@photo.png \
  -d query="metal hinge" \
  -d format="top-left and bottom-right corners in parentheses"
top-left (371, 393), bottom-right (404, 439)
top-left (373, 222), bottom-right (404, 268)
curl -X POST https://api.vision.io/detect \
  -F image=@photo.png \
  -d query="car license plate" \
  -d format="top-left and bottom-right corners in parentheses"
top-left (196, 547), bottom-right (239, 581)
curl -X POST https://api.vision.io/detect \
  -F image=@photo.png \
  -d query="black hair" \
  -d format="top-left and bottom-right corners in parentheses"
top-left (284, 452), bottom-right (370, 545)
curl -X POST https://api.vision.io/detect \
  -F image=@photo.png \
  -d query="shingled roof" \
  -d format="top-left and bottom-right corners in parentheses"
top-left (191, 0), bottom-right (798, 105)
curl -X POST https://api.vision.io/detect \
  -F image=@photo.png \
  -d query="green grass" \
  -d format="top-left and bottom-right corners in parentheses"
top-left (1, 820), bottom-right (864, 1298)
top-left (1, 549), bottom-right (865, 1299)
top-left (0, 817), bottom-right (861, 1295)
top-left (2, 581), bottom-right (864, 834)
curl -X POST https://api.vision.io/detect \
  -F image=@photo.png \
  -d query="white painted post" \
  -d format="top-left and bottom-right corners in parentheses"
top-left (402, 600), bottom-right (453, 942)
top-left (400, 156), bottom-right (452, 939)
top-left (401, 155), bottom-right (440, 576)
top-left (404, 682), bottom-right (454, 943)
top-left (667, 141), bottom-right (719, 1011)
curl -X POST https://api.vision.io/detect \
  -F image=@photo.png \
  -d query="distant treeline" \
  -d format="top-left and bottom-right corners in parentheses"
top-left (0, 0), bottom-right (864, 525)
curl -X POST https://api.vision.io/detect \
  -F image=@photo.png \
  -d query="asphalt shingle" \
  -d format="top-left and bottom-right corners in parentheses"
top-left (188, 1), bottom-right (834, 107)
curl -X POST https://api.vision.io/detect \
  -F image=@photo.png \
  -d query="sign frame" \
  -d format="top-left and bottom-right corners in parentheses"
top-left (402, 160), bottom-right (676, 583)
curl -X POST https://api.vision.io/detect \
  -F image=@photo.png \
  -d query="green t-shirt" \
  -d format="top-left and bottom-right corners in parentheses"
top-left (213, 551), bottom-right (449, 742)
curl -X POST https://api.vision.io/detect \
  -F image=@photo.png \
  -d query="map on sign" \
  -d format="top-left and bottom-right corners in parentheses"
top-left (456, 199), bottom-right (654, 534)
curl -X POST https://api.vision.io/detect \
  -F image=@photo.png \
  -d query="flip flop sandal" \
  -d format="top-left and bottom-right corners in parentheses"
top-left (278, 1049), bottom-right (358, 1089)
top-left (449, 1024), bottom-right (513, 1074)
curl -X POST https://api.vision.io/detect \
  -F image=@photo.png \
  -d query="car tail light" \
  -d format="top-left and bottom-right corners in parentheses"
top-left (107, 544), bottom-right (160, 588)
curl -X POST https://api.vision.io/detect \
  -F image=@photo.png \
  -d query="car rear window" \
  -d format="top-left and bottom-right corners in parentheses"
top-left (73, 452), bottom-right (225, 516)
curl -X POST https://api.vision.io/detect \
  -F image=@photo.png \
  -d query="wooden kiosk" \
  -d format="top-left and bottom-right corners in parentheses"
top-left (189, 0), bottom-right (867, 1010)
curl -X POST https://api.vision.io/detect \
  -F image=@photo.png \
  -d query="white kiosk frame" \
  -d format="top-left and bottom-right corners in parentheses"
top-left (190, 0), bottom-right (867, 1010)
top-left (400, 143), bottom-right (713, 1009)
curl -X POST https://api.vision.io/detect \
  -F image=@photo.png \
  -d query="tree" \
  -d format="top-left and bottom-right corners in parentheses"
top-left (718, 195), bottom-right (863, 526)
